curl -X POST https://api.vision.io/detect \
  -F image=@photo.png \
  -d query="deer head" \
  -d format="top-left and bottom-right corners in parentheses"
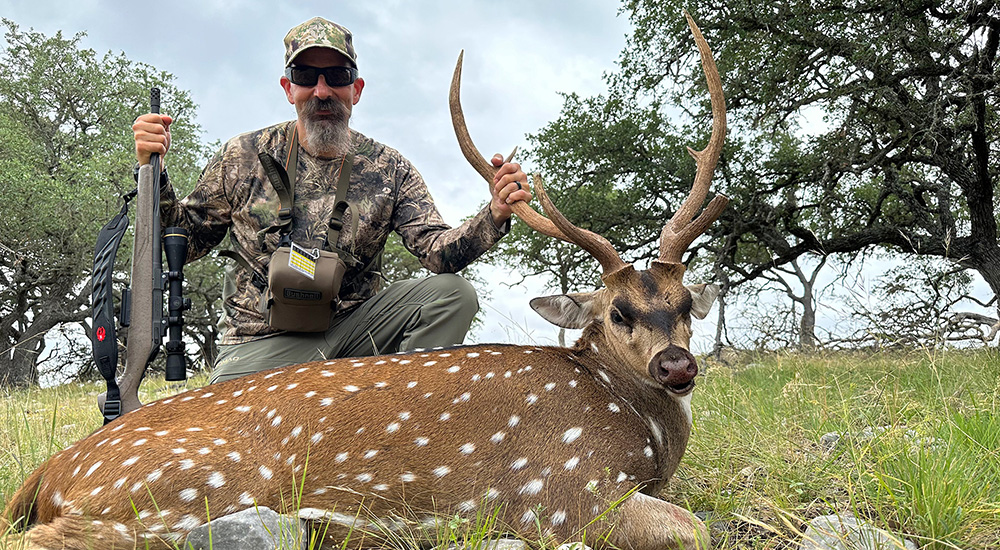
top-left (451, 13), bottom-right (728, 398)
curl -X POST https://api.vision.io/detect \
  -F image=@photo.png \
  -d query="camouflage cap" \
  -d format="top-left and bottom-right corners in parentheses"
top-left (284, 17), bottom-right (357, 68)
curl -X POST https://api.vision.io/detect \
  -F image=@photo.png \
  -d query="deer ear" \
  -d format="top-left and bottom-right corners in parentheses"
top-left (687, 283), bottom-right (720, 320)
top-left (530, 293), bottom-right (599, 329)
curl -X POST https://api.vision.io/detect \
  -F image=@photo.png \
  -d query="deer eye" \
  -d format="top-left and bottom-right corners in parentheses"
top-left (610, 309), bottom-right (627, 326)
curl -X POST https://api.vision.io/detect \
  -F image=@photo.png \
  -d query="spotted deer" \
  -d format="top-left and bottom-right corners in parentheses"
top-left (2, 13), bottom-right (726, 550)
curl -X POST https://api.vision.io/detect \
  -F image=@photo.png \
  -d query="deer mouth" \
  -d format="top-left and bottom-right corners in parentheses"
top-left (665, 379), bottom-right (696, 395)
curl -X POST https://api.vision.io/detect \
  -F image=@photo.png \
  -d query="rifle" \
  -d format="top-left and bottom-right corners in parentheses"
top-left (91, 88), bottom-right (191, 424)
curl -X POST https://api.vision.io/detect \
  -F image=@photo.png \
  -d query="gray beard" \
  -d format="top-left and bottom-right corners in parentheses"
top-left (298, 97), bottom-right (352, 157)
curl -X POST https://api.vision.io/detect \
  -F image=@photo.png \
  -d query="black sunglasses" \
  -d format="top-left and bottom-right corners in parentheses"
top-left (284, 64), bottom-right (358, 87)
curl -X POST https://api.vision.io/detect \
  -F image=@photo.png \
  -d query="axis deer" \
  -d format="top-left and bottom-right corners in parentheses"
top-left (2, 13), bottom-right (726, 550)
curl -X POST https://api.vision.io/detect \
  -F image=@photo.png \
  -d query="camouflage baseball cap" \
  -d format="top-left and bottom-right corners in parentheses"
top-left (283, 17), bottom-right (357, 68)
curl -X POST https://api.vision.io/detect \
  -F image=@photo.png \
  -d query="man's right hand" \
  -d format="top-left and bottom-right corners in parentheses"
top-left (133, 113), bottom-right (173, 167)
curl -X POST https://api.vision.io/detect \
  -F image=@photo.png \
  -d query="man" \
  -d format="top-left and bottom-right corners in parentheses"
top-left (132, 17), bottom-right (531, 384)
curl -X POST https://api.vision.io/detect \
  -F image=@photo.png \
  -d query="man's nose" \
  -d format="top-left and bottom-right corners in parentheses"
top-left (313, 75), bottom-right (333, 99)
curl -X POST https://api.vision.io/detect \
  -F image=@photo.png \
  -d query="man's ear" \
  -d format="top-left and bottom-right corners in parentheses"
top-left (351, 77), bottom-right (365, 105)
top-left (280, 76), bottom-right (294, 105)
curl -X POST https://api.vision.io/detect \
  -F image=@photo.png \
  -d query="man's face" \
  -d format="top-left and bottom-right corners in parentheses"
top-left (281, 47), bottom-right (364, 156)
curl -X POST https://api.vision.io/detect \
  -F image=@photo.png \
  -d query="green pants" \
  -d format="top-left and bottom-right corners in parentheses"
top-left (210, 274), bottom-right (478, 384)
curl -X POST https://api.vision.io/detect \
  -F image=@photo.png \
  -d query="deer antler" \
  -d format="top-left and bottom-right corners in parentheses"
top-left (450, 52), bottom-right (569, 242)
top-left (659, 12), bottom-right (730, 264)
top-left (450, 52), bottom-right (627, 275)
top-left (531, 174), bottom-right (627, 276)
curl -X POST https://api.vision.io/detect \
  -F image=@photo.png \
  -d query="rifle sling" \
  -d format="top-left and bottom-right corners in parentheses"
top-left (91, 189), bottom-right (136, 424)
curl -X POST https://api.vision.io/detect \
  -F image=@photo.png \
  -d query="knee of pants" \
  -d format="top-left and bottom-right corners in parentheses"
top-left (424, 273), bottom-right (479, 318)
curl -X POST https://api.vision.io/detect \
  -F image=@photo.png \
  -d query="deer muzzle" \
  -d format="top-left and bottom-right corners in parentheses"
top-left (648, 345), bottom-right (698, 394)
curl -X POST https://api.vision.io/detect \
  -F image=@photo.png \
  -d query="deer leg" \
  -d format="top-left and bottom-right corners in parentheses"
top-left (602, 492), bottom-right (710, 550)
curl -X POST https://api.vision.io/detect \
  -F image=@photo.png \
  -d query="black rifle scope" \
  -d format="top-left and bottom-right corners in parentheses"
top-left (163, 227), bottom-right (191, 381)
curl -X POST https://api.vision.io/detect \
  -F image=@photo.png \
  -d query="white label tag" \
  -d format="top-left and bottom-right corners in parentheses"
top-left (288, 242), bottom-right (319, 279)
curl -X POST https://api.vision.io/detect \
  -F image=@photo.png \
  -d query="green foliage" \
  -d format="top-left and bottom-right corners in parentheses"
top-left (0, 19), bottom-right (215, 386)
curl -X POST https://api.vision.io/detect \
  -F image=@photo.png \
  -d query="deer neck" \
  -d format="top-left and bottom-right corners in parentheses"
top-left (570, 334), bottom-right (693, 492)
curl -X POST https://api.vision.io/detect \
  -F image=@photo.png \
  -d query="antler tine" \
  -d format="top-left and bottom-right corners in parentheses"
top-left (449, 51), bottom-right (570, 242)
top-left (660, 12), bottom-right (729, 264)
top-left (532, 174), bottom-right (627, 276)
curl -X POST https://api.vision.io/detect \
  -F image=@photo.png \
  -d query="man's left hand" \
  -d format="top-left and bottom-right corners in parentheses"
top-left (489, 153), bottom-right (532, 228)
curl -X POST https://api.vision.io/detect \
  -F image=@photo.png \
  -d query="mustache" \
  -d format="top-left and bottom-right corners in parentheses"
top-left (302, 97), bottom-right (348, 119)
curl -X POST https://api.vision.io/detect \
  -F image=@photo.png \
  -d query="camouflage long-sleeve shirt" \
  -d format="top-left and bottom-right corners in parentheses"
top-left (160, 120), bottom-right (507, 345)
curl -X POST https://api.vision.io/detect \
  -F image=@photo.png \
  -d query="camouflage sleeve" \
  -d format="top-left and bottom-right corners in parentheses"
top-left (392, 161), bottom-right (507, 274)
top-left (159, 147), bottom-right (233, 264)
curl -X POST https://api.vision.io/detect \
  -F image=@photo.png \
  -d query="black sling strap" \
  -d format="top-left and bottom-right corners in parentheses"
top-left (91, 188), bottom-right (137, 424)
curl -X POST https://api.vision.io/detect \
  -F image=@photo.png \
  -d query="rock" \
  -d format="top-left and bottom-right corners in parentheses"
top-left (820, 432), bottom-right (841, 452)
top-left (555, 543), bottom-right (592, 550)
top-left (801, 513), bottom-right (918, 550)
top-left (448, 538), bottom-right (528, 550)
top-left (184, 506), bottom-right (307, 550)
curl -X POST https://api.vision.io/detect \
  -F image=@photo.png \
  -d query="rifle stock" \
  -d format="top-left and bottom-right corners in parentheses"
top-left (117, 89), bottom-right (165, 415)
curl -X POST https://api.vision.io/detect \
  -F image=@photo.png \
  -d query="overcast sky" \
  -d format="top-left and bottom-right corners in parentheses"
top-left (1, 0), bottom-right (662, 347)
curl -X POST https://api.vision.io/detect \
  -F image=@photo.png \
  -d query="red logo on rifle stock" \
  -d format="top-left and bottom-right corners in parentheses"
top-left (96, 326), bottom-right (106, 342)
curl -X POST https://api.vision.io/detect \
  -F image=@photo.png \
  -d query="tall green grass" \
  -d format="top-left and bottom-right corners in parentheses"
top-left (3, 350), bottom-right (998, 549)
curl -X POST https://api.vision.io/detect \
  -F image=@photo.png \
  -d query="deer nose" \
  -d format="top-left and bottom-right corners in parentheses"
top-left (648, 345), bottom-right (698, 392)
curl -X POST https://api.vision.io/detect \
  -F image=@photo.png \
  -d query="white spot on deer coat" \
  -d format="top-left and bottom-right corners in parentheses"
top-left (320, 398), bottom-right (333, 406)
top-left (545, 383), bottom-right (556, 391)
top-left (565, 457), bottom-right (580, 470)
top-left (271, 416), bottom-right (282, 427)
top-left (526, 394), bottom-right (539, 404)
top-left (84, 461), bottom-right (102, 477)
top-left (227, 452), bottom-right (241, 462)
top-left (208, 472), bottom-right (225, 488)
top-left (508, 415), bottom-right (520, 427)
top-left (259, 466), bottom-right (273, 479)
top-left (179, 459), bottom-right (195, 470)
top-left (433, 466), bottom-right (451, 477)
top-left (467, 352), bottom-right (480, 358)
top-left (386, 422), bottom-right (400, 433)
top-left (146, 470), bottom-right (162, 483)
top-left (521, 509), bottom-right (538, 524)
top-left (491, 432), bottom-right (505, 444)
top-left (552, 510), bottom-right (567, 526)
top-left (415, 437), bottom-right (429, 446)
top-left (133, 439), bottom-right (147, 446)
top-left (311, 433), bottom-right (324, 444)
top-left (519, 479), bottom-right (544, 495)
top-left (344, 385), bottom-right (360, 392)
top-left (179, 489), bottom-right (198, 502)
top-left (458, 500), bottom-right (477, 512)
top-left (439, 412), bottom-right (451, 421)
top-left (90, 486), bottom-right (103, 496)
top-left (335, 452), bottom-right (349, 462)
top-left (173, 514), bottom-right (202, 531)
top-left (373, 484), bottom-right (389, 491)
top-left (239, 492), bottom-right (255, 506)
top-left (608, 402), bottom-right (621, 413)
top-left (400, 473), bottom-right (416, 483)
top-left (113, 478), bottom-right (127, 490)
top-left (616, 471), bottom-right (628, 483)
top-left (511, 458), bottom-right (528, 470)
top-left (446, 365), bottom-right (459, 373)
top-left (644, 445), bottom-right (654, 458)
top-left (235, 406), bottom-right (251, 413)
top-left (460, 443), bottom-right (476, 454)
top-left (364, 450), bottom-right (378, 459)
top-left (563, 427), bottom-right (583, 443)
top-left (356, 473), bottom-right (373, 483)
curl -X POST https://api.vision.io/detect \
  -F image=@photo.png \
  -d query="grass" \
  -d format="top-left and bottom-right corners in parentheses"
top-left (2, 349), bottom-right (999, 549)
